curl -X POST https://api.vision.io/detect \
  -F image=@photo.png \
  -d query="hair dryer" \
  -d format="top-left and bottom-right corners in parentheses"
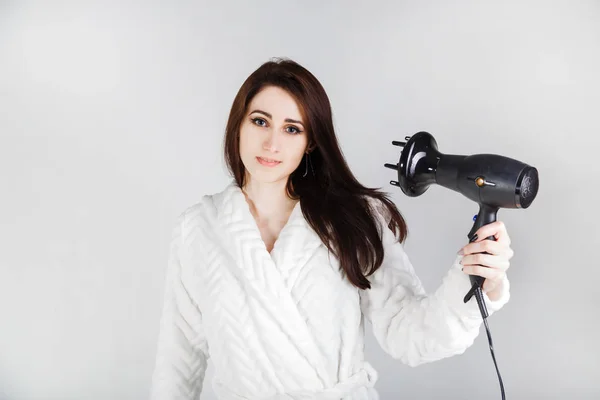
top-left (384, 131), bottom-right (539, 310)
top-left (384, 131), bottom-right (539, 399)
top-left (385, 132), bottom-right (539, 399)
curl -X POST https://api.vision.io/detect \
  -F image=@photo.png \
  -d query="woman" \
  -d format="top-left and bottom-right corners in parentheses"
top-left (149, 58), bottom-right (513, 400)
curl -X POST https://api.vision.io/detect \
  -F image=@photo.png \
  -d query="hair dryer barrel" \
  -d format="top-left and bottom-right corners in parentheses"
top-left (436, 154), bottom-right (539, 209)
top-left (388, 131), bottom-right (539, 209)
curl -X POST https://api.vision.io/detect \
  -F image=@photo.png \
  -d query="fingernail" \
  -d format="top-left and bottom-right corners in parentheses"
top-left (457, 249), bottom-right (464, 255)
top-left (470, 234), bottom-right (478, 242)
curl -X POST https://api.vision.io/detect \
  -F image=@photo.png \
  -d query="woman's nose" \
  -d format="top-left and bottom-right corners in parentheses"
top-left (263, 130), bottom-right (280, 152)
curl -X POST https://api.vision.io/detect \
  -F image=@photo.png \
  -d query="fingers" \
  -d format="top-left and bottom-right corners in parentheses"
top-left (472, 220), bottom-right (511, 246)
top-left (460, 253), bottom-right (510, 272)
top-left (460, 238), bottom-right (514, 259)
top-left (460, 220), bottom-right (513, 295)
top-left (461, 263), bottom-right (506, 280)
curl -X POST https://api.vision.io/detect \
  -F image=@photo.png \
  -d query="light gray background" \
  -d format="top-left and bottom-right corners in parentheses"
top-left (1, 1), bottom-right (598, 399)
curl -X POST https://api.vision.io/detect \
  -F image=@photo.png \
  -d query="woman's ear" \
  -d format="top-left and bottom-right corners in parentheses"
top-left (306, 141), bottom-right (316, 153)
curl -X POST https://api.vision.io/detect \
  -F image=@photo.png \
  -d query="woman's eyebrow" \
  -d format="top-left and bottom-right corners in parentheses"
top-left (249, 109), bottom-right (304, 126)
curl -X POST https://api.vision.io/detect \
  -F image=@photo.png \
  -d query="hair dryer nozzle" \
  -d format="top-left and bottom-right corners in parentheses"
top-left (392, 131), bottom-right (442, 197)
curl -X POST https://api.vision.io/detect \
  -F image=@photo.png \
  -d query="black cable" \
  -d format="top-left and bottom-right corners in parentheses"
top-left (464, 232), bottom-right (505, 399)
top-left (473, 286), bottom-right (506, 400)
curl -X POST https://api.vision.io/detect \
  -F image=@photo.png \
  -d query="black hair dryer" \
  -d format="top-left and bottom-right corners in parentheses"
top-left (385, 131), bottom-right (540, 313)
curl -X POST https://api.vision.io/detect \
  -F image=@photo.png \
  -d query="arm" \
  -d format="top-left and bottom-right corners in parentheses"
top-left (359, 205), bottom-right (510, 367)
top-left (149, 212), bottom-right (210, 399)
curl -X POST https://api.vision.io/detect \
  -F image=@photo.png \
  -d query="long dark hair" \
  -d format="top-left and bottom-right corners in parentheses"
top-left (223, 57), bottom-right (408, 290)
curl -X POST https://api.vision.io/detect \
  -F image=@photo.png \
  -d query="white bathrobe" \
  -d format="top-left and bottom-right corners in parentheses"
top-left (149, 180), bottom-right (510, 400)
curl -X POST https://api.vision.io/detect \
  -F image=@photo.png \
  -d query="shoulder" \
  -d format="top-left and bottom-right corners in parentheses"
top-left (364, 195), bottom-right (393, 225)
top-left (363, 194), bottom-right (406, 246)
top-left (175, 180), bottom-right (236, 233)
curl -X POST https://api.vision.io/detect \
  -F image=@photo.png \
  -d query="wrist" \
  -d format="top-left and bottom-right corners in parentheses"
top-left (485, 281), bottom-right (504, 302)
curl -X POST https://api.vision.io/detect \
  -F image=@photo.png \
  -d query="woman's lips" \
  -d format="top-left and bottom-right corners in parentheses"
top-left (257, 157), bottom-right (281, 167)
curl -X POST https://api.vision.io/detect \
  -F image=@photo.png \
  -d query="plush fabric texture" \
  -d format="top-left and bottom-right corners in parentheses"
top-left (149, 180), bottom-right (510, 399)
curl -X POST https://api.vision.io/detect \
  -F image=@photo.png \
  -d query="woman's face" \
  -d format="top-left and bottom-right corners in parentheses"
top-left (239, 86), bottom-right (309, 185)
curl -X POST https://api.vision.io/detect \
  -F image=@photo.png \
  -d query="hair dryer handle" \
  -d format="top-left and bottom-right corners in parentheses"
top-left (464, 203), bottom-right (499, 305)
top-left (468, 203), bottom-right (499, 240)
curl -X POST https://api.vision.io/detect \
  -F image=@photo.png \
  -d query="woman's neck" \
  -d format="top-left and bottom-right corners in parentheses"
top-left (241, 177), bottom-right (298, 223)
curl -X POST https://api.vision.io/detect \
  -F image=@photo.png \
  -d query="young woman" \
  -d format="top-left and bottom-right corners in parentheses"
top-left (149, 58), bottom-right (513, 400)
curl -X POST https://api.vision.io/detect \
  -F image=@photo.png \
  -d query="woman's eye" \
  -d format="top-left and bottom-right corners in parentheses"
top-left (251, 117), bottom-right (301, 134)
top-left (251, 117), bottom-right (266, 127)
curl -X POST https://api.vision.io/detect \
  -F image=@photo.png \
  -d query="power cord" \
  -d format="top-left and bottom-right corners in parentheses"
top-left (462, 230), bottom-right (506, 399)
top-left (473, 286), bottom-right (506, 400)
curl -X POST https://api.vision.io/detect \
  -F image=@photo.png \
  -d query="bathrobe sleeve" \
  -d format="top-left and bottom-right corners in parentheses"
top-left (150, 212), bottom-right (210, 399)
top-left (359, 202), bottom-right (510, 367)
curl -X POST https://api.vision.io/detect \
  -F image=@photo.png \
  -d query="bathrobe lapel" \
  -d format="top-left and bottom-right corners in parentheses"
top-left (212, 180), bottom-right (334, 389)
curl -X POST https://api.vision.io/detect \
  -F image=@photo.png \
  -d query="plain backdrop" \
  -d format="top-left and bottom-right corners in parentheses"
top-left (1, 1), bottom-right (599, 399)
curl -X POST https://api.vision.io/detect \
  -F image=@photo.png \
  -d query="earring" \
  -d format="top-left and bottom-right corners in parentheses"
top-left (302, 153), bottom-right (308, 177)
top-left (302, 152), bottom-right (315, 178)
